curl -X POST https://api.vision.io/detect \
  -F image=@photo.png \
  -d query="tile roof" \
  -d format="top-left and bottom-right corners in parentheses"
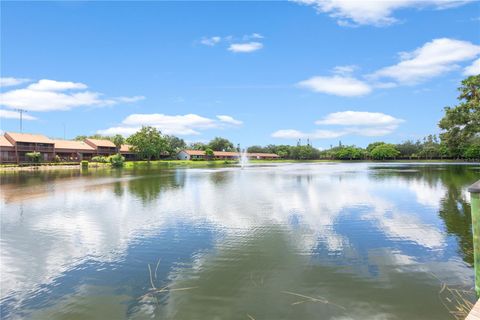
top-left (0, 135), bottom-right (14, 148)
top-left (247, 153), bottom-right (280, 158)
top-left (52, 139), bottom-right (95, 151)
top-left (182, 150), bottom-right (207, 156)
top-left (5, 132), bottom-right (53, 144)
top-left (181, 150), bottom-right (279, 158)
top-left (120, 144), bottom-right (133, 153)
top-left (85, 138), bottom-right (116, 148)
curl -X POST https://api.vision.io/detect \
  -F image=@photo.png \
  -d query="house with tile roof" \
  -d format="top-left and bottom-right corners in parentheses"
top-left (177, 149), bottom-right (279, 160)
top-left (4, 132), bottom-right (56, 163)
top-left (52, 139), bottom-right (96, 161)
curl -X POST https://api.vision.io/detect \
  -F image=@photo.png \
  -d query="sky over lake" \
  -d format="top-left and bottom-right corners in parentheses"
top-left (1, 1), bottom-right (479, 148)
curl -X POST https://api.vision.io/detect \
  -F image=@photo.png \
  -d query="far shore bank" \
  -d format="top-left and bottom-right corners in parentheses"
top-left (1, 159), bottom-right (479, 173)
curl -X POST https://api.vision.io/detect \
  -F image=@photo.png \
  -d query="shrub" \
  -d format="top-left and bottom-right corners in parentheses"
top-left (81, 160), bottom-right (89, 169)
top-left (370, 144), bottom-right (400, 160)
top-left (54, 155), bottom-right (61, 163)
top-left (25, 152), bottom-right (42, 164)
top-left (91, 156), bottom-right (108, 163)
top-left (108, 154), bottom-right (125, 168)
top-left (463, 143), bottom-right (480, 159)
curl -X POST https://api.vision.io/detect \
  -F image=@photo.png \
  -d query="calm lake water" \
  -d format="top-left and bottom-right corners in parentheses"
top-left (1, 162), bottom-right (479, 319)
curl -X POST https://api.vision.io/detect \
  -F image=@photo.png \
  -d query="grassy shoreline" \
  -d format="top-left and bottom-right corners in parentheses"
top-left (1, 158), bottom-right (478, 173)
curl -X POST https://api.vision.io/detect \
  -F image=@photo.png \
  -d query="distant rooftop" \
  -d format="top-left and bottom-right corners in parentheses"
top-left (0, 135), bottom-right (14, 148)
top-left (85, 138), bottom-right (116, 148)
top-left (120, 144), bottom-right (133, 152)
top-left (52, 139), bottom-right (95, 151)
top-left (181, 150), bottom-right (279, 157)
top-left (5, 132), bottom-right (53, 144)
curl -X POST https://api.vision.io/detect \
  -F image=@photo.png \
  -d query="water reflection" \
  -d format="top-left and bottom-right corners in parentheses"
top-left (127, 170), bottom-right (185, 203)
top-left (0, 163), bottom-right (478, 319)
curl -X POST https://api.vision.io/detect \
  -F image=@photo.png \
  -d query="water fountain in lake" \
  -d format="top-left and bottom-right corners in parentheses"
top-left (239, 149), bottom-right (249, 168)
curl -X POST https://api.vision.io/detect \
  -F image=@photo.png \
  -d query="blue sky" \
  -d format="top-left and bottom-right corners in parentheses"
top-left (1, 1), bottom-right (479, 149)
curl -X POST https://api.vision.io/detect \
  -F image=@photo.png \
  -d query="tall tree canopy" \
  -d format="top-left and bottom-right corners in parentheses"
top-left (370, 144), bottom-right (400, 160)
top-left (164, 135), bottom-right (186, 155)
top-left (126, 126), bottom-right (167, 161)
top-left (439, 75), bottom-right (480, 157)
top-left (208, 137), bottom-right (235, 151)
top-left (112, 134), bottom-right (125, 153)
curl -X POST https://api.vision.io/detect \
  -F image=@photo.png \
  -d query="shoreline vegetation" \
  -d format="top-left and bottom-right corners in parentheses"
top-left (1, 158), bottom-right (479, 173)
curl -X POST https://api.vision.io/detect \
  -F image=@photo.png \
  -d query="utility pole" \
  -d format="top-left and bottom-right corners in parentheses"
top-left (16, 109), bottom-right (27, 132)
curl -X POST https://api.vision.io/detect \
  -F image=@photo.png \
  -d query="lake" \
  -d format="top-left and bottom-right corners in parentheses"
top-left (0, 162), bottom-right (479, 319)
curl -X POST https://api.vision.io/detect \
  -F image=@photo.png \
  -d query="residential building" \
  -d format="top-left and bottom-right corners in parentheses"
top-left (85, 138), bottom-right (117, 155)
top-left (4, 132), bottom-right (55, 163)
top-left (119, 144), bottom-right (136, 160)
top-left (177, 150), bottom-right (279, 160)
top-left (53, 139), bottom-right (95, 161)
top-left (0, 135), bottom-right (16, 163)
top-left (0, 132), bottom-right (139, 163)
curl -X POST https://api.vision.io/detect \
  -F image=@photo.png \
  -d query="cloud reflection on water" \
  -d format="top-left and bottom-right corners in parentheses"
top-left (0, 163), bottom-right (477, 318)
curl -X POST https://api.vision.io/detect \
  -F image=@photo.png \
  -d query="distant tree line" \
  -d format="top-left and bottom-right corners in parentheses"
top-left (248, 75), bottom-right (480, 161)
top-left (74, 130), bottom-right (242, 161)
top-left (73, 75), bottom-right (479, 162)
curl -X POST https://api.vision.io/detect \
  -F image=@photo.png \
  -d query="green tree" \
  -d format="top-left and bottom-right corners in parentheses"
top-left (370, 144), bottom-right (400, 160)
top-left (463, 139), bottom-right (480, 159)
top-left (126, 126), bottom-right (167, 161)
top-left (247, 145), bottom-right (266, 153)
top-left (333, 146), bottom-right (366, 160)
top-left (395, 140), bottom-right (421, 159)
top-left (366, 142), bottom-right (385, 154)
top-left (165, 135), bottom-right (186, 156)
top-left (290, 145), bottom-right (320, 160)
top-left (204, 148), bottom-right (214, 160)
top-left (439, 75), bottom-right (480, 157)
top-left (112, 134), bottom-right (125, 153)
top-left (74, 135), bottom-right (88, 141)
top-left (108, 154), bottom-right (125, 168)
top-left (208, 137), bottom-right (235, 151)
top-left (188, 142), bottom-right (207, 150)
top-left (26, 151), bottom-right (42, 164)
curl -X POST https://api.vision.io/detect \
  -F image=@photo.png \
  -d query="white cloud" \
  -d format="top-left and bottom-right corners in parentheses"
top-left (114, 96), bottom-right (145, 103)
top-left (251, 33), bottom-right (264, 39)
top-left (97, 113), bottom-right (242, 137)
top-left (27, 79), bottom-right (87, 91)
top-left (0, 77), bottom-right (31, 87)
top-left (0, 79), bottom-right (143, 112)
top-left (333, 65), bottom-right (358, 75)
top-left (272, 129), bottom-right (346, 139)
top-left (297, 75), bottom-right (372, 97)
top-left (294, 0), bottom-right (473, 26)
top-left (200, 36), bottom-right (221, 46)
top-left (371, 38), bottom-right (480, 84)
top-left (243, 33), bottom-right (264, 40)
top-left (216, 115), bottom-right (243, 125)
top-left (272, 111), bottom-right (403, 140)
top-left (299, 38), bottom-right (479, 95)
top-left (200, 34), bottom-right (265, 52)
top-left (228, 42), bottom-right (263, 53)
top-left (315, 111), bottom-right (404, 126)
top-left (0, 109), bottom-right (36, 120)
top-left (463, 58), bottom-right (480, 76)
